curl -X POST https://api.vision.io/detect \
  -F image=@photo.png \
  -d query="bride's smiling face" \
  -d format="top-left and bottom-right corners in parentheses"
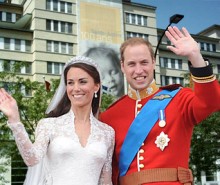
top-left (66, 67), bottom-right (100, 108)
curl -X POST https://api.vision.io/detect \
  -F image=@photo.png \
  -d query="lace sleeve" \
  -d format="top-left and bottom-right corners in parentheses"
top-left (99, 128), bottom-right (115, 185)
top-left (8, 119), bottom-right (50, 166)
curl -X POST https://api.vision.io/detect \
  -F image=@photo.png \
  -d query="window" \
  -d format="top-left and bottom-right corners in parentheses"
top-left (126, 32), bottom-right (148, 40)
top-left (199, 42), bottom-right (216, 52)
top-left (143, 16), bottom-right (147, 26)
top-left (125, 13), bottom-right (147, 26)
top-left (3, 60), bottom-right (11, 71)
top-left (46, 0), bottom-right (51, 10)
top-left (67, 23), bottom-right (72, 33)
top-left (160, 57), bottom-right (167, 68)
top-left (54, 20), bottom-right (58, 32)
top-left (2, 37), bottom-right (31, 52)
top-left (61, 42), bottom-right (66, 53)
top-left (68, 44), bottom-right (73, 54)
top-left (15, 39), bottom-right (21, 50)
top-left (60, 1), bottom-right (65, 12)
top-left (0, 60), bottom-right (31, 74)
top-left (47, 62), bottom-right (52, 74)
top-left (200, 42), bottom-right (205, 50)
top-left (46, 20), bottom-right (51, 30)
top-left (53, 0), bottom-right (58, 11)
top-left (54, 63), bottom-right (59, 74)
top-left (1, 12), bottom-right (17, 22)
top-left (47, 62), bottom-right (64, 75)
top-left (125, 13), bottom-right (129, 24)
top-left (212, 44), bottom-right (216, 52)
top-left (19, 62), bottom-right (32, 74)
top-left (25, 63), bottom-right (31, 74)
top-left (47, 41), bottom-right (52, 52)
top-left (46, 19), bottom-right (73, 34)
top-left (159, 57), bottom-right (182, 70)
top-left (54, 41), bottom-right (59, 53)
top-left (21, 85), bottom-right (32, 97)
top-left (67, 3), bottom-right (72, 13)
top-left (61, 22), bottom-right (65, 32)
top-left (161, 75), bottom-right (184, 86)
top-left (131, 14), bottom-right (135, 24)
top-left (6, 12), bottom-right (12, 22)
top-left (178, 60), bottom-right (182, 69)
top-left (47, 40), bottom-right (73, 54)
top-left (171, 59), bottom-right (175, 68)
top-left (4, 38), bottom-right (10, 50)
top-left (46, 0), bottom-right (72, 14)
top-left (137, 15), bottom-right (142, 25)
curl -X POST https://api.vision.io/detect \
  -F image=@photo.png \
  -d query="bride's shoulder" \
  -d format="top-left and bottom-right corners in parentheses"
top-left (37, 113), bottom-right (68, 129)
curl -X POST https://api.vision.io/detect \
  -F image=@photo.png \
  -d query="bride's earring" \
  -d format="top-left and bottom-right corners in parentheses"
top-left (94, 91), bottom-right (97, 98)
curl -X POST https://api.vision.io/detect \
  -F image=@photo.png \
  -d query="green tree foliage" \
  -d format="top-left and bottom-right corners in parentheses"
top-left (190, 111), bottom-right (220, 182)
top-left (183, 72), bottom-right (220, 182)
top-left (100, 93), bottom-right (117, 112)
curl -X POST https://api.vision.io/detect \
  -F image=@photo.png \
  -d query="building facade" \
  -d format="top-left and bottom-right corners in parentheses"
top-left (0, 0), bottom-right (219, 184)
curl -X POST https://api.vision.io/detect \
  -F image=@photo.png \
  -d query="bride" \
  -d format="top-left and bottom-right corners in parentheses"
top-left (0, 56), bottom-right (115, 185)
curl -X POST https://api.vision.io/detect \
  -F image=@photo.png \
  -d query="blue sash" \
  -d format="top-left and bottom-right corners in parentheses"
top-left (119, 88), bottom-right (180, 176)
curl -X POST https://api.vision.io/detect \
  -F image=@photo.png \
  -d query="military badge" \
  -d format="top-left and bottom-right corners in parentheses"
top-left (152, 94), bottom-right (171, 100)
top-left (155, 131), bottom-right (170, 151)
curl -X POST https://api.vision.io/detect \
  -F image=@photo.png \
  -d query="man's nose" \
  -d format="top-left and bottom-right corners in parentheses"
top-left (135, 64), bottom-right (144, 74)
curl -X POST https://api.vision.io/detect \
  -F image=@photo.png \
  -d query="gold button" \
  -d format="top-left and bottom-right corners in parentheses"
top-left (137, 104), bottom-right (142, 108)
top-left (139, 164), bottom-right (144, 168)
top-left (139, 149), bottom-right (144, 153)
top-left (139, 156), bottom-right (144, 160)
top-left (137, 111), bottom-right (140, 114)
top-left (141, 143), bottom-right (144, 146)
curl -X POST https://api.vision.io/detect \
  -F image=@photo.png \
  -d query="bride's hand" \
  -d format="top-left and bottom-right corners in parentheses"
top-left (0, 88), bottom-right (20, 123)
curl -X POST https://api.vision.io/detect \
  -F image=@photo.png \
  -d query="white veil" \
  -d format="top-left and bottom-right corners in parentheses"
top-left (45, 55), bottom-right (102, 114)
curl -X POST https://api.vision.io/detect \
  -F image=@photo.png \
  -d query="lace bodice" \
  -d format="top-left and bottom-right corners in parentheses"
top-left (8, 110), bottom-right (115, 185)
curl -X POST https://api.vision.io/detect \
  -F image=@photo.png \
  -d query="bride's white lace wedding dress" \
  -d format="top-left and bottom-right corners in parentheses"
top-left (8, 110), bottom-right (115, 185)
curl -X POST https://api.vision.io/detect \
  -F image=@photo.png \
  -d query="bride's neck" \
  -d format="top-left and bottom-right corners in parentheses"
top-left (72, 106), bottom-right (91, 123)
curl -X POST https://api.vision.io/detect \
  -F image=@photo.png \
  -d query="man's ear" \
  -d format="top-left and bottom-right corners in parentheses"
top-left (153, 59), bottom-right (156, 70)
top-left (120, 60), bottom-right (125, 74)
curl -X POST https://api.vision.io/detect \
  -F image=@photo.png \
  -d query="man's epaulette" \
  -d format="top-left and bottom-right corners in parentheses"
top-left (160, 84), bottom-right (182, 91)
top-left (105, 95), bottom-right (127, 110)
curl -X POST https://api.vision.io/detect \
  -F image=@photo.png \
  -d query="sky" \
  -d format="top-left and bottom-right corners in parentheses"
top-left (132, 0), bottom-right (220, 34)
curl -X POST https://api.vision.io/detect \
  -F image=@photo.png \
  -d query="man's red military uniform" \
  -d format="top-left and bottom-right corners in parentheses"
top-left (100, 63), bottom-right (220, 185)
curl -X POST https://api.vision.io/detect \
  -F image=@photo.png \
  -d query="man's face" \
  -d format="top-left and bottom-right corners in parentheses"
top-left (121, 44), bottom-right (155, 91)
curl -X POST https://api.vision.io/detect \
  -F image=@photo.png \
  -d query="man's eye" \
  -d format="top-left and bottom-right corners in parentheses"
top-left (128, 63), bottom-right (135, 67)
top-left (142, 61), bottom-right (149, 65)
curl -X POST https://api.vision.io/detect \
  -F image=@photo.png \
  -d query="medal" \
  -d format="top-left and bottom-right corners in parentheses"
top-left (159, 109), bottom-right (166, 127)
top-left (159, 120), bottom-right (166, 127)
top-left (155, 131), bottom-right (170, 151)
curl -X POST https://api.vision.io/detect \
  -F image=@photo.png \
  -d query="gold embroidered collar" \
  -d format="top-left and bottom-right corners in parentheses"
top-left (128, 80), bottom-right (159, 100)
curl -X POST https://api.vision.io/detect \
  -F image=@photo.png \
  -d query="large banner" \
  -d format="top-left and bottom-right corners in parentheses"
top-left (79, 1), bottom-right (125, 97)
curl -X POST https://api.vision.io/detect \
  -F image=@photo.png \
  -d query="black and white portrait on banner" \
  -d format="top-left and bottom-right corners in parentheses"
top-left (79, 1), bottom-right (125, 98)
